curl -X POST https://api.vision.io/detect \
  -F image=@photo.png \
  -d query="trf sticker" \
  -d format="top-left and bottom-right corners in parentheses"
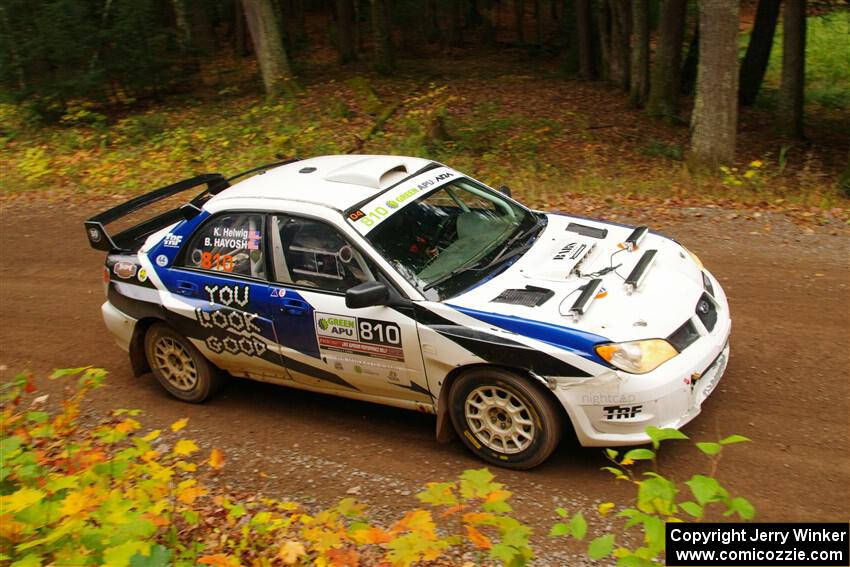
top-left (163, 233), bottom-right (183, 248)
top-left (603, 404), bottom-right (643, 420)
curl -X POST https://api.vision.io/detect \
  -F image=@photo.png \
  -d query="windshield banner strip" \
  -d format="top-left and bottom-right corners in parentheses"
top-left (346, 166), bottom-right (458, 235)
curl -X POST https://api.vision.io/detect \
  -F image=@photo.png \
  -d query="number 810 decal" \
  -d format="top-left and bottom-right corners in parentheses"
top-left (358, 318), bottom-right (401, 346)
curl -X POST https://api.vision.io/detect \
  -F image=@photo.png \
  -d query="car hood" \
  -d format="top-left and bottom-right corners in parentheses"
top-left (446, 213), bottom-right (707, 344)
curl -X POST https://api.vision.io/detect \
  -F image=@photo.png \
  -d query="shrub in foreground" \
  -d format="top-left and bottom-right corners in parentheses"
top-left (1, 369), bottom-right (755, 566)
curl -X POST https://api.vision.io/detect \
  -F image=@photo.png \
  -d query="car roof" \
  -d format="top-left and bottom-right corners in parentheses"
top-left (208, 154), bottom-right (435, 212)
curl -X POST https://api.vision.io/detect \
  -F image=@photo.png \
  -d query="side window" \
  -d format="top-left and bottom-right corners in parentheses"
top-left (271, 215), bottom-right (374, 293)
top-left (183, 213), bottom-right (266, 279)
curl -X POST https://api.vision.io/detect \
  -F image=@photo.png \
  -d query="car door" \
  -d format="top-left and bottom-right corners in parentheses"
top-left (161, 211), bottom-right (289, 381)
top-left (267, 213), bottom-right (430, 404)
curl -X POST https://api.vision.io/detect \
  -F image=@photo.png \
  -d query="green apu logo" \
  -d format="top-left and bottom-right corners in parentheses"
top-left (318, 319), bottom-right (329, 330)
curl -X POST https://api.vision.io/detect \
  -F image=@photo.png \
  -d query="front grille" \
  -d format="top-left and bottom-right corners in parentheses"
top-left (695, 293), bottom-right (717, 332)
top-left (668, 320), bottom-right (700, 352)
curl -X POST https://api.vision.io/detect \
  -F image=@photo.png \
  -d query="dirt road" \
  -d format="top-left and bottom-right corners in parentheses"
top-left (1, 200), bottom-right (848, 556)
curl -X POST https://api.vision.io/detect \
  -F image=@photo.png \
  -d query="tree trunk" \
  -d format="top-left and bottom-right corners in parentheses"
top-left (560, 0), bottom-right (579, 75)
top-left (189, 0), bottom-right (216, 54)
top-left (242, 0), bottom-right (296, 97)
top-left (534, 0), bottom-right (544, 44)
top-left (688, 0), bottom-right (740, 171)
top-left (629, 0), bottom-right (649, 106)
top-left (576, 0), bottom-right (594, 79)
top-left (779, 0), bottom-right (806, 138)
top-left (292, 0), bottom-right (306, 42)
top-left (646, 0), bottom-right (686, 120)
top-left (335, 0), bottom-right (357, 63)
top-left (738, 0), bottom-right (780, 105)
top-left (596, 0), bottom-right (611, 81)
top-left (481, 0), bottom-right (497, 44)
top-left (235, 0), bottom-right (249, 56)
top-left (446, 0), bottom-right (464, 48)
top-left (680, 16), bottom-right (699, 95)
top-left (371, 0), bottom-right (394, 74)
top-left (608, 0), bottom-right (631, 90)
top-left (515, 0), bottom-right (525, 44)
top-left (425, 0), bottom-right (439, 42)
top-left (172, 0), bottom-right (192, 50)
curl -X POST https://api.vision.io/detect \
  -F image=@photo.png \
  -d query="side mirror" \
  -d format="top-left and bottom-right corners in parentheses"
top-left (345, 281), bottom-right (390, 309)
top-left (498, 185), bottom-right (512, 198)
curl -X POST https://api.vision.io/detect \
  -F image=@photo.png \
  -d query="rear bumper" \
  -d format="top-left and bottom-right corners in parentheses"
top-left (553, 276), bottom-right (732, 447)
top-left (102, 301), bottom-right (137, 352)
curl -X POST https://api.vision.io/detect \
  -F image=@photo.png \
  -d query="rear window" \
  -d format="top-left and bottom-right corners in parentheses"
top-left (182, 213), bottom-right (266, 279)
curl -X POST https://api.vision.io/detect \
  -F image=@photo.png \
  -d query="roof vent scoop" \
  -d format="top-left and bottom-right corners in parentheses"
top-left (379, 165), bottom-right (409, 188)
top-left (325, 156), bottom-right (415, 189)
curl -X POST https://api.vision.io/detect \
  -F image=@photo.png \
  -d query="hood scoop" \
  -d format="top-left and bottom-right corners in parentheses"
top-left (524, 236), bottom-right (597, 281)
top-left (491, 285), bottom-right (554, 307)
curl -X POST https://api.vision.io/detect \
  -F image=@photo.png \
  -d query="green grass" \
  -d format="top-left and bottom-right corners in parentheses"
top-left (761, 10), bottom-right (850, 110)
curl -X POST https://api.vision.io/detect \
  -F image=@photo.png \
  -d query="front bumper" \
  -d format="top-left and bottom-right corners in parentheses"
top-left (553, 279), bottom-right (732, 447)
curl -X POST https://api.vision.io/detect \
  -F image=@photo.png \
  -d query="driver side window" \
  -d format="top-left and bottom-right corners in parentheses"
top-left (271, 215), bottom-right (374, 293)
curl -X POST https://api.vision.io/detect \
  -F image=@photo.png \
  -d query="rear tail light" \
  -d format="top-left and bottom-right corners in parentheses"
top-left (102, 266), bottom-right (110, 296)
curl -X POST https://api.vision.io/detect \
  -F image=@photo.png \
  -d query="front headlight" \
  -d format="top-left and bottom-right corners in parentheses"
top-left (595, 339), bottom-right (678, 374)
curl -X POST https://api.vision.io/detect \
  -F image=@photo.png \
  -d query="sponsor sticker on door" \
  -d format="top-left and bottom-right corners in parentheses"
top-left (314, 312), bottom-right (404, 362)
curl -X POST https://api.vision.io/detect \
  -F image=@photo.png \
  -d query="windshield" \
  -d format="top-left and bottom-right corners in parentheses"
top-left (359, 177), bottom-right (541, 300)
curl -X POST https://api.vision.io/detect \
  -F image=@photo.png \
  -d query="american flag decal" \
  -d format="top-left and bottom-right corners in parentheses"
top-left (247, 230), bottom-right (261, 250)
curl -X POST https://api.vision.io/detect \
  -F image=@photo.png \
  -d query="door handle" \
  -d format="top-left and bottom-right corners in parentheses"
top-left (280, 298), bottom-right (308, 316)
top-left (176, 280), bottom-right (198, 297)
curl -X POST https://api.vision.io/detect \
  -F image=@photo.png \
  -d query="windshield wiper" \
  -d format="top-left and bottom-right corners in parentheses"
top-left (421, 214), bottom-right (546, 292)
top-left (482, 214), bottom-right (547, 269)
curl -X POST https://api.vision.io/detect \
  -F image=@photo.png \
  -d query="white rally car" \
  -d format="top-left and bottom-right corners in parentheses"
top-left (85, 155), bottom-right (730, 469)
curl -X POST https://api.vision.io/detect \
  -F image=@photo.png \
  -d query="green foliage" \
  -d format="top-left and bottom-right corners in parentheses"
top-left (16, 147), bottom-right (52, 180)
top-left (639, 139), bottom-right (684, 161)
top-left (1, 368), bottom-right (535, 566)
top-left (761, 11), bottom-right (850, 110)
top-left (346, 76), bottom-right (384, 116)
top-left (0, 0), bottom-right (192, 110)
top-left (550, 427), bottom-right (756, 567)
top-left (720, 160), bottom-right (765, 188)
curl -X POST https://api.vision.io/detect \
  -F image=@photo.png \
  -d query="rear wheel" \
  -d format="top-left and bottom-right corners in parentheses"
top-left (144, 323), bottom-right (221, 403)
top-left (448, 367), bottom-right (563, 469)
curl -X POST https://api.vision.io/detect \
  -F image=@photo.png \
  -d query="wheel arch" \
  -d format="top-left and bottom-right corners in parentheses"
top-left (129, 316), bottom-right (163, 377)
top-left (434, 362), bottom-right (572, 443)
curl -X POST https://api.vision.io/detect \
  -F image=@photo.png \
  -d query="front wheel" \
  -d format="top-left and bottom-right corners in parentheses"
top-left (144, 322), bottom-right (222, 403)
top-left (448, 367), bottom-right (563, 469)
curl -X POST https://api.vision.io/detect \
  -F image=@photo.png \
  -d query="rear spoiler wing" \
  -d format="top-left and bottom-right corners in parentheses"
top-left (84, 159), bottom-right (298, 251)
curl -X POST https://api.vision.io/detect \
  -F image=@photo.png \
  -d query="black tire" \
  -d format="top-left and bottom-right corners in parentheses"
top-left (144, 322), bottom-right (222, 403)
top-left (448, 367), bottom-right (563, 469)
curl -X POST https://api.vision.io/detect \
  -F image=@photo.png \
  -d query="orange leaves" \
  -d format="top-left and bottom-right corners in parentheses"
top-left (60, 487), bottom-right (103, 517)
top-left (465, 525), bottom-right (493, 550)
top-left (208, 448), bottom-right (225, 470)
top-left (2, 368), bottom-right (538, 567)
top-left (177, 480), bottom-right (207, 505)
top-left (114, 418), bottom-right (141, 434)
top-left (351, 526), bottom-right (393, 545)
top-left (198, 554), bottom-right (242, 567)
